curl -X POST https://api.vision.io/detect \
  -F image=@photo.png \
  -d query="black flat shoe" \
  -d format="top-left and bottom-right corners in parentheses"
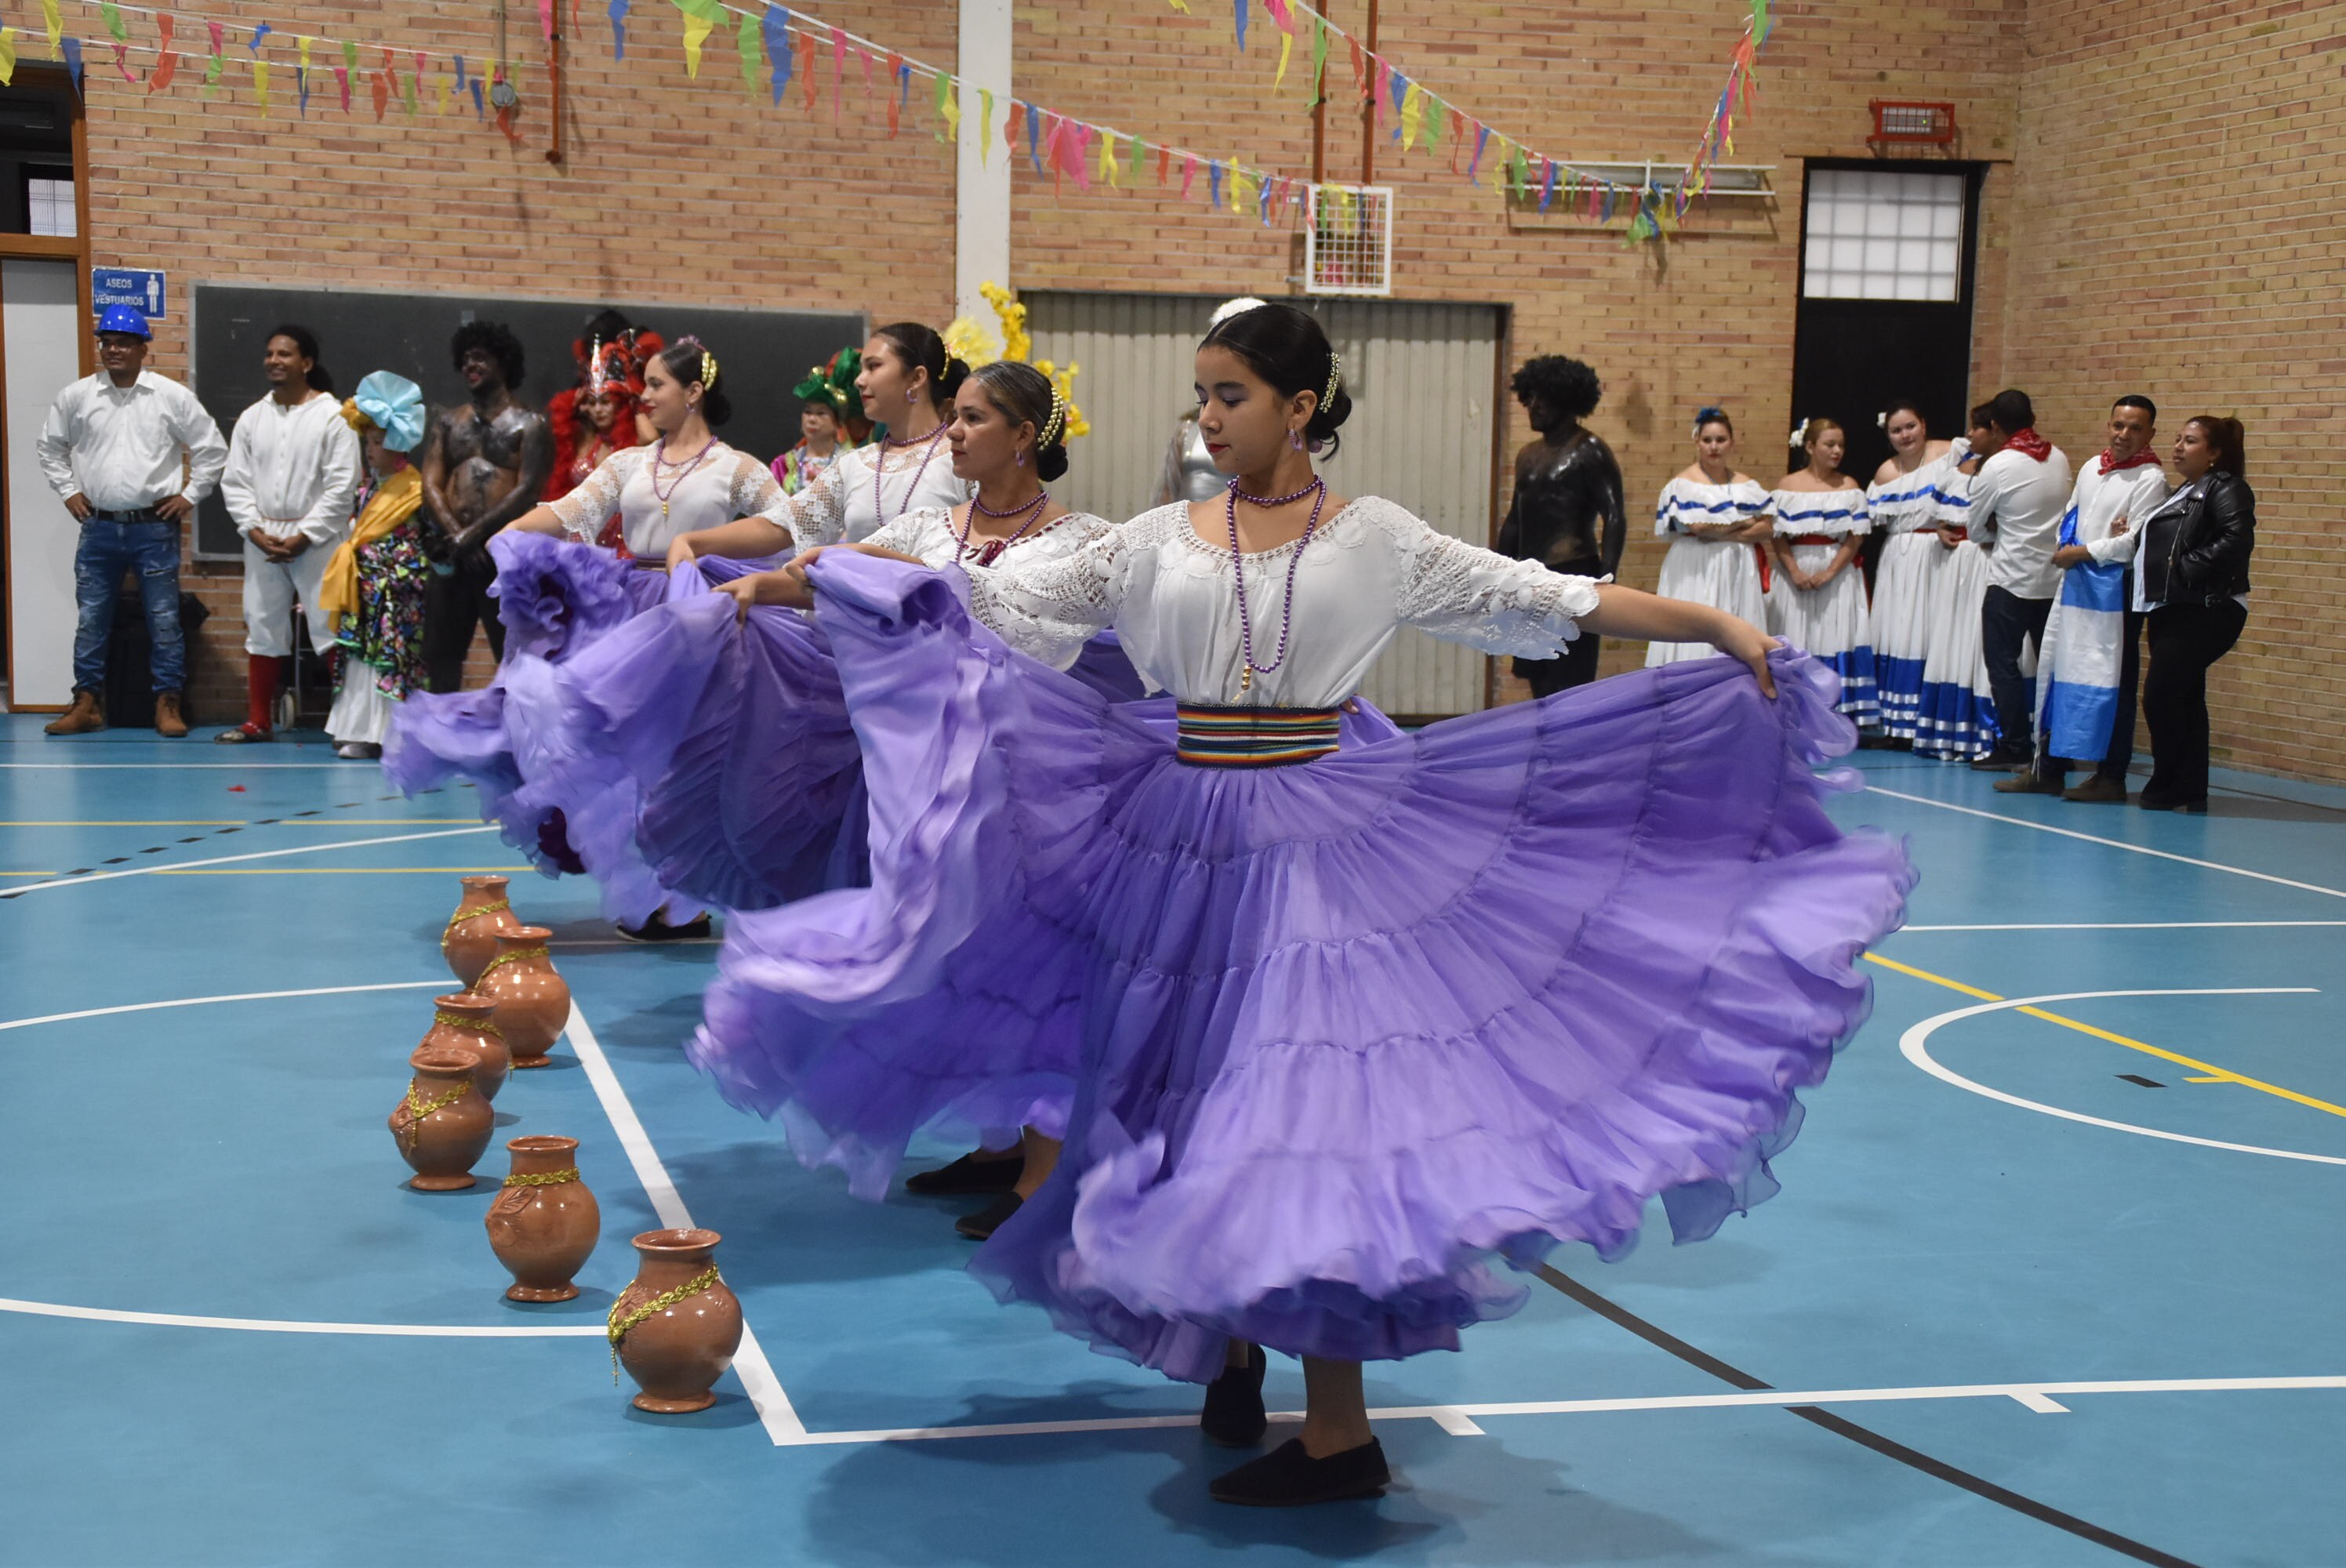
top-left (1200, 1343), bottom-right (1268, 1447)
top-left (904, 1150), bottom-right (1024, 1196)
top-left (1210, 1438), bottom-right (1389, 1507)
top-left (955, 1191), bottom-right (1022, 1240)
top-left (616, 911), bottom-right (714, 942)
top-left (1969, 747), bottom-right (2032, 773)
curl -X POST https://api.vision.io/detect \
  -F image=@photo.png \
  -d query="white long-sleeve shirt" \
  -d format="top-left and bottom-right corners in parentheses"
top-left (36, 369), bottom-right (227, 514)
top-left (1969, 445), bottom-right (2074, 599)
top-left (219, 390), bottom-right (361, 546)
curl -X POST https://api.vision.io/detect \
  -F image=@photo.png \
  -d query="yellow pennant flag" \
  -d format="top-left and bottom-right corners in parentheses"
top-left (42, 0), bottom-right (61, 58)
top-left (1400, 82), bottom-right (1424, 150)
top-left (1097, 129), bottom-right (1117, 186)
top-left (1231, 165), bottom-right (1257, 213)
top-left (979, 88), bottom-right (993, 165)
top-left (297, 34), bottom-right (310, 71)
top-left (939, 77), bottom-right (961, 140)
top-left (682, 9), bottom-right (714, 77)
top-left (0, 28), bottom-right (16, 85)
top-left (252, 57), bottom-right (271, 111)
top-left (1274, 29), bottom-right (1291, 89)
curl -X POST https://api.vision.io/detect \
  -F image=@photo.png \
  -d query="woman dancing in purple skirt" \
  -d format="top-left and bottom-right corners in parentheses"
top-left (716, 305), bottom-right (1912, 1507)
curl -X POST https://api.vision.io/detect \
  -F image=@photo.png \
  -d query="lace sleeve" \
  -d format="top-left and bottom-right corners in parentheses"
top-left (862, 507), bottom-right (946, 561)
top-left (547, 448), bottom-right (635, 541)
top-left (768, 453), bottom-right (852, 547)
top-left (728, 452), bottom-right (792, 528)
top-left (1377, 499), bottom-right (1600, 657)
top-left (961, 511), bottom-right (1148, 666)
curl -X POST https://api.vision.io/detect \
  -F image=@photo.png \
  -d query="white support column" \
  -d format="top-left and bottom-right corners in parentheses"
top-left (955, 0), bottom-right (1012, 328)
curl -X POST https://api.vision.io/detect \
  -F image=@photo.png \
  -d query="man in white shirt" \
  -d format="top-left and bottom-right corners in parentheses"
top-left (1997, 396), bottom-right (2169, 802)
top-left (215, 324), bottom-right (361, 743)
top-left (1964, 389), bottom-right (2073, 771)
top-left (35, 306), bottom-right (228, 738)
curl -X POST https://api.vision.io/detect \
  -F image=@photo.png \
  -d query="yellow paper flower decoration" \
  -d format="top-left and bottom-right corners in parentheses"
top-left (980, 280), bottom-right (1032, 365)
top-left (941, 314), bottom-right (1000, 371)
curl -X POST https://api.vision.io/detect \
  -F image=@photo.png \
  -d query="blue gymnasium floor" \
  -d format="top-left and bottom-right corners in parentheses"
top-left (2, 713), bottom-right (2343, 1568)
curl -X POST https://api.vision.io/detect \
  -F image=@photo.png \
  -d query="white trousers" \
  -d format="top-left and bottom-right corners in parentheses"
top-left (241, 532), bottom-right (338, 657)
top-left (326, 670), bottom-right (397, 746)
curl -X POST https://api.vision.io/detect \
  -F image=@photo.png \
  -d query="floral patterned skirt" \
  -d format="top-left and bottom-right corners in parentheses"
top-left (335, 523), bottom-right (430, 700)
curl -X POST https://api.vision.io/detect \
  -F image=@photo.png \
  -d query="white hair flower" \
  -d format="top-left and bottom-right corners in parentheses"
top-left (1789, 417), bottom-right (1811, 449)
top-left (1876, 411), bottom-right (1889, 429)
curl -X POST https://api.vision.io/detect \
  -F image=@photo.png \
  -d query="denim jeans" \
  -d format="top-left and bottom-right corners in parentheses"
top-left (72, 517), bottom-right (184, 695)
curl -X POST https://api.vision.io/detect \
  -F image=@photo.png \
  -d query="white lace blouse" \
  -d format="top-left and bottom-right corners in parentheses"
top-left (964, 497), bottom-right (1600, 708)
top-left (862, 506), bottom-right (1116, 673)
top-left (550, 443), bottom-right (792, 557)
top-left (778, 435), bottom-right (973, 548)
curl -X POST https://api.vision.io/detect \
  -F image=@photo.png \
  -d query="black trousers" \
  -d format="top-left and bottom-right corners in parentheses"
top-left (2036, 608), bottom-right (2144, 783)
top-left (1981, 586), bottom-right (2053, 755)
top-left (1513, 557), bottom-right (1606, 699)
top-left (2143, 600), bottom-right (2247, 805)
top-left (422, 547), bottom-right (507, 695)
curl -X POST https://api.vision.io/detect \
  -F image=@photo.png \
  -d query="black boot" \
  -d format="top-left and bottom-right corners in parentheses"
top-left (1210, 1438), bottom-right (1389, 1507)
top-left (1200, 1342), bottom-right (1268, 1447)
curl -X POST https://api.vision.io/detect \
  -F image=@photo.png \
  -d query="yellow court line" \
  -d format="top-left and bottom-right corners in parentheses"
top-left (1, 870), bottom-right (59, 877)
top-left (153, 866), bottom-right (536, 876)
top-left (1865, 953), bottom-right (2346, 1120)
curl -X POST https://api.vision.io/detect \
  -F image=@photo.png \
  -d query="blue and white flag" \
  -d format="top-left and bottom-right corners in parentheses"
top-left (2036, 504), bottom-right (2129, 760)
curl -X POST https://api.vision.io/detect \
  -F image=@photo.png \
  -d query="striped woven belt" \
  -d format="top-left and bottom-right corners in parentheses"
top-left (1175, 704), bottom-right (1342, 768)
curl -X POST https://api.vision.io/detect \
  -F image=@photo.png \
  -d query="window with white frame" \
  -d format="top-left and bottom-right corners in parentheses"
top-left (1801, 169), bottom-right (1963, 302)
top-left (26, 175), bottom-right (76, 238)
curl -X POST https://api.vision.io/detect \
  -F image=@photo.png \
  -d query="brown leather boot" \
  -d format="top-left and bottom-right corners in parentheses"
top-left (43, 691), bottom-right (104, 735)
top-left (154, 691), bottom-right (190, 739)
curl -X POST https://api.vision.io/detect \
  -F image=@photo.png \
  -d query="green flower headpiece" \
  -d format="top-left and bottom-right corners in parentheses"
top-left (794, 347), bottom-right (866, 425)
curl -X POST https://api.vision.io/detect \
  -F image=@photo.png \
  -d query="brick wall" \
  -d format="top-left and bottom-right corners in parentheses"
top-left (1999, 0), bottom-right (2346, 782)
top-left (57, 1), bottom-right (2341, 779)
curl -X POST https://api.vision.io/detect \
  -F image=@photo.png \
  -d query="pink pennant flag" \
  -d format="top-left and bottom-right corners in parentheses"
top-left (113, 42), bottom-right (139, 82)
top-left (538, 0), bottom-right (553, 40)
top-left (1371, 56), bottom-right (1389, 122)
top-left (1180, 151), bottom-right (1197, 199)
top-left (1072, 123), bottom-right (1094, 191)
top-left (829, 25), bottom-right (844, 122)
top-left (333, 63), bottom-right (349, 111)
top-left (206, 20), bottom-right (222, 55)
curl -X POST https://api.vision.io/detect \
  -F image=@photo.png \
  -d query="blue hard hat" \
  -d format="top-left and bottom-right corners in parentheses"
top-left (96, 305), bottom-right (151, 339)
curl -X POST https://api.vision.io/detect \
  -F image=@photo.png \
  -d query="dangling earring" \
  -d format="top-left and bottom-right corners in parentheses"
top-left (907, 387), bottom-right (917, 405)
top-left (1289, 428), bottom-right (1305, 452)
top-left (1015, 448), bottom-right (1026, 467)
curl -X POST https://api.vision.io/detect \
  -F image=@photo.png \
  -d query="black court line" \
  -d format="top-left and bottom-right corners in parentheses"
top-left (1535, 1265), bottom-right (2203, 1568)
top-left (2, 782), bottom-right (467, 899)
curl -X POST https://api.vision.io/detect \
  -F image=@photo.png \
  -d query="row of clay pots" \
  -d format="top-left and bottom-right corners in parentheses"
top-left (399, 877), bottom-right (743, 1412)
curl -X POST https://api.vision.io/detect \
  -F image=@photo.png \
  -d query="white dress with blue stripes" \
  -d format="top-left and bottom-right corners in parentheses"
top-left (1865, 450), bottom-right (1963, 740)
top-left (1767, 485), bottom-right (1876, 723)
top-left (1644, 476), bottom-right (1770, 667)
top-left (1914, 455), bottom-right (1999, 758)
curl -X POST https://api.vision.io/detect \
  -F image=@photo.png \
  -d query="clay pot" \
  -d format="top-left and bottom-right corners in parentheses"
top-left (477, 926), bottom-right (568, 1070)
top-left (485, 1135), bottom-right (601, 1302)
top-left (608, 1229), bottom-right (741, 1414)
top-left (442, 875), bottom-right (521, 990)
top-left (422, 991), bottom-right (510, 1103)
top-left (389, 1046), bottom-right (493, 1192)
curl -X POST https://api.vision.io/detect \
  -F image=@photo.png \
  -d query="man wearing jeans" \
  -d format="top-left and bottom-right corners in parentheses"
top-left (35, 305), bottom-right (228, 738)
top-left (1965, 389), bottom-right (2073, 771)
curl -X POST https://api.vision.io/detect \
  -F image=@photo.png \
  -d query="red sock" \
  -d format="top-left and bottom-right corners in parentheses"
top-left (246, 654), bottom-right (280, 732)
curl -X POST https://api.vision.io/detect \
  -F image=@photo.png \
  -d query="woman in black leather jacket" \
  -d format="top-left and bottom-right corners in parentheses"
top-left (2122, 416), bottom-right (2253, 811)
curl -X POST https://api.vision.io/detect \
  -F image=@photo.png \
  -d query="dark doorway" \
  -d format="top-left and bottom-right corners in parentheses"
top-left (1789, 159), bottom-right (1986, 485)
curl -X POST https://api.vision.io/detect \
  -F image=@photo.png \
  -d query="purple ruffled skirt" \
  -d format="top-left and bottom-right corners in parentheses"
top-left (696, 551), bottom-right (1914, 1381)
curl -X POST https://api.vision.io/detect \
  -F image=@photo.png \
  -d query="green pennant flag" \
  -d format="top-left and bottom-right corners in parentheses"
top-left (1309, 17), bottom-right (1326, 108)
top-left (735, 9), bottom-right (757, 93)
top-left (1423, 93), bottom-right (1443, 151)
top-left (100, 1), bottom-right (125, 40)
top-left (1127, 129), bottom-right (1145, 181)
top-left (933, 68), bottom-right (952, 143)
top-left (341, 38), bottom-right (357, 71)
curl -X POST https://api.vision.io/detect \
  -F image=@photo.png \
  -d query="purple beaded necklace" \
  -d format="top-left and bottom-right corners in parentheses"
top-left (955, 488), bottom-right (1052, 566)
top-left (648, 436), bottom-right (720, 524)
top-left (875, 424), bottom-right (950, 524)
top-left (1224, 474), bottom-right (1328, 695)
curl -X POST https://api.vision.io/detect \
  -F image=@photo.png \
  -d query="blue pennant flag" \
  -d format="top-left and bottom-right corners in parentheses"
top-left (608, 0), bottom-right (628, 60)
top-left (764, 6), bottom-right (790, 103)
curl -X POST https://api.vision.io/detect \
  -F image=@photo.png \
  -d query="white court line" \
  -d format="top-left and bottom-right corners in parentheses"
top-left (0, 1298), bottom-right (604, 1336)
top-left (1898, 987), bottom-right (2344, 1166)
top-left (0, 826), bottom-right (494, 898)
top-left (763, 1374), bottom-right (2346, 1447)
top-left (1902, 921), bottom-right (2346, 932)
top-left (562, 1003), bottom-right (809, 1444)
top-left (0, 980), bottom-right (447, 1034)
top-left (1864, 785), bottom-right (2346, 901)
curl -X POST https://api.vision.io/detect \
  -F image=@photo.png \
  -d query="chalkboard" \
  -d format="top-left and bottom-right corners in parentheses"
top-left (189, 285), bottom-right (864, 559)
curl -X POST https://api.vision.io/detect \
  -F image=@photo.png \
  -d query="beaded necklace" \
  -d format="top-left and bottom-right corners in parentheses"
top-left (648, 436), bottom-right (720, 524)
top-left (1224, 475), bottom-right (1329, 695)
top-left (874, 424), bottom-right (950, 524)
top-left (955, 488), bottom-right (1052, 566)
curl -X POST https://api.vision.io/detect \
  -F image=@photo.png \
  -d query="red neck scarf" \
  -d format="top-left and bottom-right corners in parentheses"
top-left (2097, 445), bottom-right (2162, 476)
top-left (2002, 426), bottom-right (2053, 463)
